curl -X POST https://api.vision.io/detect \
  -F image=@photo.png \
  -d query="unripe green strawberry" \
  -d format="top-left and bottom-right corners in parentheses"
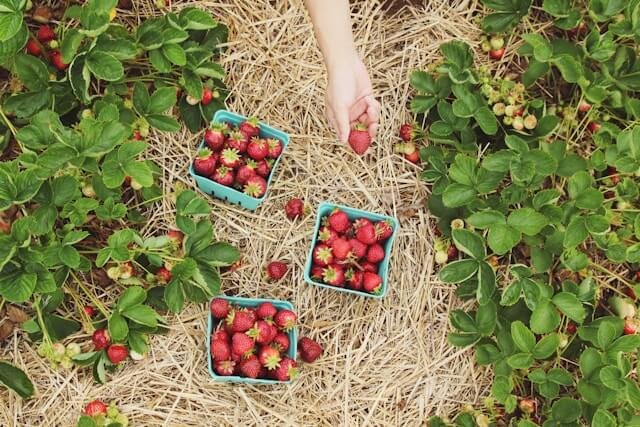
top-left (489, 36), bottom-right (504, 50)
top-left (512, 116), bottom-right (524, 131)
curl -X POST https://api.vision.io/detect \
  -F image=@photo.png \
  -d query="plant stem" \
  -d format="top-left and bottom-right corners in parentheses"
top-left (0, 107), bottom-right (18, 137)
top-left (70, 271), bottom-right (110, 318)
top-left (33, 296), bottom-right (52, 344)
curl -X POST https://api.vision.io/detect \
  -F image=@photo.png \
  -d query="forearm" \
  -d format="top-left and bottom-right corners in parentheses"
top-left (304, 0), bottom-right (357, 75)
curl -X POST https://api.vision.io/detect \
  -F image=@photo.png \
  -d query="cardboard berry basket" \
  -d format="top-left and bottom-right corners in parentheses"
top-left (189, 110), bottom-right (290, 211)
top-left (303, 202), bottom-right (399, 299)
top-left (207, 295), bottom-right (298, 385)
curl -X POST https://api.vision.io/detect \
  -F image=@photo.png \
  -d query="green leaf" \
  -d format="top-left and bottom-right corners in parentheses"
top-left (442, 183), bottom-right (476, 208)
top-left (580, 347), bottom-right (602, 378)
top-left (530, 299), bottom-right (561, 334)
top-left (608, 335), bottom-right (640, 353)
top-left (474, 107), bottom-right (498, 135)
top-left (146, 114), bottom-right (181, 132)
top-left (162, 43), bottom-right (186, 66)
top-left (532, 333), bottom-right (560, 359)
top-left (14, 53), bottom-right (49, 91)
top-left (477, 261), bottom-right (496, 305)
top-left (552, 55), bottom-right (582, 83)
top-left (108, 312), bottom-right (128, 342)
top-left (552, 292), bottom-right (586, 323)
top-left (179, 7), bottom-right (217, 30)
top-left (0, 362), bottom-right (33, 399)
top-left (117, 286), bottom-right (146, 311)
top-left (487, 224), bottom-right (520, 255)
top-left (476, 301), bottom-right (497, 336)
top-left (551, 397), bottom-right (582, 422)
top-left (600, 365), bottom-right (625, 390)
top-left (507, 352), bottom-right (534, 369)
top-left (507, 208), bottom-right (548, 236)
top-left (86, 51), bottom-right (124, 81)
top-left (575, 189), bottom-right (604, 210)
top-left (122, 304), bottom-right (158, 327)
top-left (148, 87), bottom-right (177, 114)
top-left (597, 321), bottom-right (619, 350)
top-left (511, 320), bottom-right (536, 353)
top-left (132, 82), bottom-right (150, 114)
top-left (592, 409), bottom-right (616, 427)
top-left (60, 28), bottom-right (84, 63)
top-left (548, 367), bottom-right (573, 385)
top-left (164, 279), bottom-right (185, 313)
top-left (467, 210), bottom-right (505, 228)
top-left (522, 33), bottom-right (553, 62)
top-left (0, 270), bottom-right (36, 303)
top-left (564, 216), bottom-right (588, 247)
top-left (439, 259), bottom-right (479, 283)
top-left (452, 229), bottom-right (485, 259)
top-left (450, 310), bottom-right (478, 332)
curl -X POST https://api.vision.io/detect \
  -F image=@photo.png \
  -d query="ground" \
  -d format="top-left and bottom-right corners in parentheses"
top-left (1, 1), bottom-right (492, 425)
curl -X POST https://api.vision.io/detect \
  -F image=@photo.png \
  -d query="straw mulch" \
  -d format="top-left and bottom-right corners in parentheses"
top-left (1, 0), bottom-right (493, 425)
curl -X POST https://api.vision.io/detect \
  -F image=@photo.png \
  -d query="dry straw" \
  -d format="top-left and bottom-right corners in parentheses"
top-left (1, 0), bottom-right (495, 425)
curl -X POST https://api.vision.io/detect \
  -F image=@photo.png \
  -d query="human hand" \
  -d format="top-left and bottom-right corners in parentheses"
top-left (325, 57), bottom-right (380, 144)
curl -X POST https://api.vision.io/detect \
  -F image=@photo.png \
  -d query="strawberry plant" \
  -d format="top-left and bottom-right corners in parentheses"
top-left (0, 1), bottom-right (239, 398)
top-left (402, 3), bottom-right (640, 425)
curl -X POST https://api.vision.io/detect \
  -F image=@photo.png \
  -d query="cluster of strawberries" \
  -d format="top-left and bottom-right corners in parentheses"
top-left (394, 123), bottom-right (422, 164)
top-left (310, 209), bottom-right (392, 294)
top-left (209, 299), bottom-right (322, 382)
top-left (25, 25), bottom-right (68, 71)
top-left (193, 118), bottom-right (284, 198)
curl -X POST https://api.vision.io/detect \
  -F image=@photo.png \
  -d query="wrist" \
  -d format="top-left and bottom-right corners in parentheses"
top-left (326, 48), bottom-right (359, 78)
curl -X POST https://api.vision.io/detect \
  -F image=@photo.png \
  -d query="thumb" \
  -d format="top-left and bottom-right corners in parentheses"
top-left (334, 105), bottom-right (351, 144)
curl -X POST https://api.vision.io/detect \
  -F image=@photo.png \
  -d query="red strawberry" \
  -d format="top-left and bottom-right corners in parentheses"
top-left (310, 265), bottom-right (324, 281)
top-left (587, 121), bottom-right (601, 133)
top-left (248, 320), bottom-right (273, 345)
top-left (366, 243), bottom-right (386, 263)
top-left (244, 175), bottom-right (267, 198)
top-left (231, 332), bottom-right (255, 357)
top-left (328, 209), bottom-right (350, 233)
top-left (489, 48), bottom-right (505, 60)
top-left (247, 137), bottom-right (269, 160)
top-left (214, 360), bottom-right (236, 376)
top-left (285, 198), bottom-right (305, 220)
top-left (354, 218), bottom-right (373, 229)
top-left (235, 161), bottom-right (257, 185)
top-left (318, 226), bottom-right (339, 245)
top-left (49, 50), bottom-right (68, 71)
top-left (405, 148), bottom-right (420, 164)
top-left (212, 166), bottom-right (234, 186)
top-left (330, 237), bottom-right (352, 261)
top-left (226, 310), bottom-right (254, 333)
top-left (274, 309), bottom-right (297, 331)
top-left (346, 269), bottom-right (364, 290)
top-left (26, 39), bottom-right (41, 56)
top-left (83, 305), bottom-right (96, 317)
top-left (399, 122), bottom-right (419, 142)
top-left (255, 159), bottom-right (272, 177)
top-left (272, 332), bottom-right (290, 352)
top-left (266, 138), bottom-right (283, 159)
top-left (168, 229), bottom-right (184, 244)
top-left (362, 272), bottom-right (382, 293)
top-left (92, 329), bottom-right (110, 350)
top-left (245, 308), bottom-right (257, 323)
top-left (362, 261), bottom-right (378, 272)
top-left (210, 298), bottom-right (230, 319)
top-left (375, 221), bottom-right (394, 241)
top-left (212, 329), bottom-right (229, 342)
top-left (84, 400), bottom-right (108, 416)
top-left (204, 123), bottom-right (227, 151)
top-left (239, 117), bottom-right (260, 139)
top-left (624, 319), bottom-right (637, 335)
top-left (37, 25), bottom-right (56, 43)
top-left (348, 238), bottom-right (367, 259)
top-left (201, 87), bottom-right (213, 105)
top-left (356, 223), bottom-right (377, 245)
top-left (625, 286), bottom-right (636, 300)
top-left (226, 131), bottom-right (248, 153)
top-left (132, 130), bottom-right (143, 141)
top-left (265, 261), bottom-right (288, 281)
top-left (312, 243), bottom-right (334, 266)
top-left (272, 356), bottom-right (298, 381)
top-left (348, 122), bottom-right (371, 155)
top-left (258, 345), bottom-right (281, 370)
top-left (323, 264), bottom-right (345, 287)
top-left (194, 149), bottom-right (217, 176)
top-left (106, 344), bottom-right (128, 364)
top-left (256, 302), bottom-right (277, 320)
top-left (220, 148), bottom-right (241, 168)
top-left (578, 102), bottom-right (591, 113)
top-left (298, 337), bottom-right (323, 363)
top-left (447, 245), bottom-right (458, 261)
top-left (156, 267), bottom-right (172, 284)
top-left (211, 338), bottom-right (231, 362)
top-left (239, 355), bottom-right (262, 378)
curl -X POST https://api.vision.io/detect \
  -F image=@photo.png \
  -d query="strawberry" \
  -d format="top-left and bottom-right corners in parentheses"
top-left (519, 398), bottom-right (536, 415)
top-left (201, 87), bottom-right (213, 105)
top-left (399, 122), bottom-right (418, 142)
top-left (255, 159), bottom-right (272, 177)
top-left (132, 130), bottom-right (143, 141)
top-left (624, 319), bottom-right (637, 335)
top-left (312, 243), bottom-right (334, 266)
top-left (194, 149), bottom-right (217, 176)
top-left (587, 121), bottom-right (601, 133)
top-left (565, 321), bottom-right (576, 334)
top-left (348, 123), bottom-right (371, 155)
top-left (204, 123), bottom-right (227, 151)
top-left (226, 131), bottom-right (248, 153)
top-left (625, 286), bottom-right (637, 300)
top-left (214, 359), bottom-right (236, 376)
top-left (244, 175), bottom-right (267, 198)
top-left (354, 218), bottom-right (373, 229)
top-left (272, 356), bottom-right (298, 381)
top-left (331, 237), bottom-right (352, 261)
top-left (362, 272), bottom-right (382, 293)
top-left (607, 166), bottom-right (620, 184)
top-left (226, 310), bottom-right (254, 333)
top-left (212, 166), bottom-right (234, 186)
top-left (366, 243), bottom-right (386, 263)
top-left (211, 338), bottom-right (231, 361)
top-left (405, 149), bottom-right (420, 164)
top-left (310, 265), bottom-right (325, 281)
top-left (231, 332), bottom-right (255, 357)
top-left (92, 329), bottom-right (110, 350)
top-left (106, 344), bottom-right (128, 364)
top-left (362, 261), bottom-right (378, 272)
top-left (318, 226), bottom-right (339, 245)
top-left (256, 302), bottom-right (277, 320)
top-left (356, 223), bottom-right (377, 245)
top-left (83, 305), bottom-right (96, 317)
top-left (168, 229), bottom-right (184, 244)
top-left (285, 198), bottom-right (305, 220)
top-left (348, 238), bottom-right (367, 259)
top-left (49, 50), bottom-right (68, 71)
top-left (37, 25), bottom-right (56, 43)
top-left (212, 329), bottom-right (230, 343)
top-left (266, 138), bottom-right (283, 159)
top-left (239, 355), bottom-right (262, 378)
top-left (239, 117), bottom-right (260, 139)
top-left (447, 245), bottom-right (458, 261)
top-left (247, 320), bottom-right (273, 345)
top-left (84, 400), bottom-right (108, 416)
top-left (26, 39), bottom-right (41, 56)
top-left (323, 264), bottom-right (345, 287)
top-left (375, 221), bottom-right (394, 241)
top-left (247, 137), bottom-right (269, 160)
top-left (298, 337), bottom-right (323, 363)
top-left (265, 261), bottom-right (288, 281)
top-left (578, 102), bottom-right (591, 113)
top-left (489, 48), bottom-right (505, 60)
top-left (210, 298), bottom-right (230, 319)
top-left (272, 332), bottom-right (290, 352)
top-left (235, 161), bottom-right (257, 185)
top-left (346, 269), bottom-right (364, 290)
top-left (274, 309), bottom-right (297, 331)
top-left (328, 209), bottom-right (350, 233)
top-left (258, 345), bottom-right (281, 370)
top-left (156, 267), bottom-right (172, 284)
top-left (245, 308), bottom-right (257, 323)
top-left (220, 148), bottom-right (241, 168)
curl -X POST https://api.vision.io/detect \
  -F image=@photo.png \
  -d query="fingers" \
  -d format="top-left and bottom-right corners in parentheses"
top-left (333, 104), bottom-right (351, 144)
